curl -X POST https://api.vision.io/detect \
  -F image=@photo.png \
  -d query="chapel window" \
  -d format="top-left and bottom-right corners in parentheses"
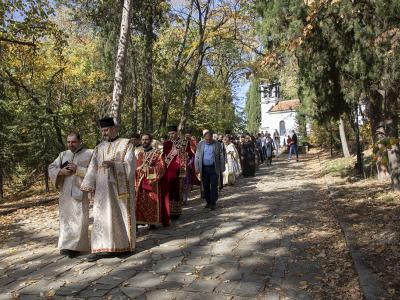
top-left (279, 120), bottom-right (286, 136)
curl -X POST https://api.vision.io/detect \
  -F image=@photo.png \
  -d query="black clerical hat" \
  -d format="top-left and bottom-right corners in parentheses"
top-left (99, 117), bottom-right (115, 128)
top-left (167, 125), bottom-right (178, 132)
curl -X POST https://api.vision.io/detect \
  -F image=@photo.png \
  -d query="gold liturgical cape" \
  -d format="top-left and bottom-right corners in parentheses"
top-left (81, 138), bottom-right (136, 253)
top-left (48, 148), bottom-right (93, 251)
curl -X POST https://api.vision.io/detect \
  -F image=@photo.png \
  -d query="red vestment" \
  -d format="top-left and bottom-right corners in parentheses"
top-left (135, 149), bottom-right (169, 227)
top-left (163, 138), bottom-right (194, 217)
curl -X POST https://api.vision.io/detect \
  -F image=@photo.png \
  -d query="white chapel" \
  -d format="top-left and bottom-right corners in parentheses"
top-left (259, 82), bottom-right (300, 145)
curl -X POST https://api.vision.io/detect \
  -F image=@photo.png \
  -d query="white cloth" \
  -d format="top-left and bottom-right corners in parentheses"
top-left (48, 148), bottom-right (93, 251)
top-left (81, 138), bottom-right (136, 253)
top-left (223, 143), bottom-right (242, 185)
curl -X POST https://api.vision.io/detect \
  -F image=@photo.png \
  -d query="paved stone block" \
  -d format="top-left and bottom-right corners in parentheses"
top-left (164, 272), bottom-right (196, 284)
top-left (120, 286), bottom-right (146, 298)
top-left (233, 280), bottom-right (265, 297)
top-left (19, 279), bottom-right (65, 295)
top-left (153, 256), bottom-right (183, 274)
top-left (77, 286), bottom-right (109, 297)
top-left (175, 264), bottom-right (197, 274)
top-left (186, 256), bottom-right (211, 266)
top-left (184, 279), bottom-right (219, 293)
top-left (145, 289), bottom-right (177, 300)
top-left (219, 270), bottom-right (242, 281)
top-left (198, 265), bottom-right (226, 278)
top-left (126, 272), bottom-right (164, 288)
top-left (0, 276), bottom-right (15, 286)
top-left (215, 281), bottom-right (240, 294)
top-left (258, 291), bottom-right (280, 300)
top-left (55, 283), bottom-right (87, 296)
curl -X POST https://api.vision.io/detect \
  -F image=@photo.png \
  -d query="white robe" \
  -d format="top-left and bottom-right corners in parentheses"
top-left (81, 138), bottom-right (136, 253)
top-left (223, 143), bottom-right (242, 185)
top-left (48, 148), bottom-right (93, 251)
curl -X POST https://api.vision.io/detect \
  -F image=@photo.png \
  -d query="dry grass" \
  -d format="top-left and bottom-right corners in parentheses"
top-left (321, 151), bottom-right (400, 298)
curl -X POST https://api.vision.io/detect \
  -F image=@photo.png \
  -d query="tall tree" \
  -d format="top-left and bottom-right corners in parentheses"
top-left (110, 0), bottom-right (133, 125)
top-left (339, 116), bottom-right (350, 158)
top-left (245, 77), bottom-right (261, 134)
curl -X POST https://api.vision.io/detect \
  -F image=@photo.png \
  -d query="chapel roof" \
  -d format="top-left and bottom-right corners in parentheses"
top-left (269, 99), bottom-right (300, 112)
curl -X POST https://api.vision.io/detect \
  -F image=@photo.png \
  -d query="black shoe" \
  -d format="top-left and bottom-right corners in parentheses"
top-left (210, 204), bottom-right (216, 211)
top-left (67, 250), bottom-right (80, 258)
top-left (205, 203), bottom-right (211, 209)
top-left (87, 252), bottom-right (112, 262)
top-left (87, 253), bottom-right (101, 262)
top-left (60, 249), bottom-right (69, 256)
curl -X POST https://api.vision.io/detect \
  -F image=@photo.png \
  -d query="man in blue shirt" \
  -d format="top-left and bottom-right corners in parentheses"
top-left (195, 131), bottom-right (225, 210)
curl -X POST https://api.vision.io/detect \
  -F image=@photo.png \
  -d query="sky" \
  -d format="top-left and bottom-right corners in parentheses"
top-left (234, 81), bottom-right (250, 112)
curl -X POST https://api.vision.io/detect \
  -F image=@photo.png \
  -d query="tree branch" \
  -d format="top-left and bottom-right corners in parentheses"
top-left (0, 37), bottom-right (37, 47)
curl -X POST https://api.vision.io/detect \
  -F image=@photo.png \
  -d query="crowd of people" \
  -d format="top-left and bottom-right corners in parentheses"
top-left (48, 117), bottom-right (300, 262)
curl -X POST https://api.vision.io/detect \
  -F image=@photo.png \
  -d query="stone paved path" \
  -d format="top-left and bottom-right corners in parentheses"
top-left (0, 154), bottom-right (362, 299)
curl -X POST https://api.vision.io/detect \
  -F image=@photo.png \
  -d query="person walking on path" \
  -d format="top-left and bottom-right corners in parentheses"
top-left (182, 129), bottom-right (200, 206)
top-left (273, 129), bottom-right (280, 158)
top-left (265, 133), bottom-right (275, 166)
top-left (218, 134), bottom-right (226, 191)
top-left (162, 125), bottom-right (194, 219)
top-left (81, 117), bottom-right (136, 262)
top-left (135, 133), bottom-right (169, 228)
top-left (222, 135), bottom-right (241, 185)
top-left (256, 134), bottom-right (265, 164)
top-left (288, 130), bottom-right (299, 162)
top-left (48, 132), bottom-right (93, 258)
top-left (195, 131), bottom-right (225, 210)
top-left (238, 135), bottom-right (256, 177)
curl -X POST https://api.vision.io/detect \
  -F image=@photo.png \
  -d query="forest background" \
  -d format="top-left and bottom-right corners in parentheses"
top-left (1, 0), bottom-right (400, 200)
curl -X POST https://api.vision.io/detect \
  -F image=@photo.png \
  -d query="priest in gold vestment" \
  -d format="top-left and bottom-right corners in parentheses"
top-left (81, 117), bottom-right (136, 262)
top-left (48, 132), bottom-right (92, 258)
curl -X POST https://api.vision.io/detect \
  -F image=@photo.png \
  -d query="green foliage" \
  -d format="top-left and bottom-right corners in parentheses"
top-left (1, 0), bottom-right (252, 196)
top-left (324, 157), bottom-right (355, 177)
top-left (244, 77), bottom-right (261, 134)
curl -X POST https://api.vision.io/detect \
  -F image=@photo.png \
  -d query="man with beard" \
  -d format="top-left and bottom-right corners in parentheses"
top-left (135, 133), bottom-right (169, 228)
top-left (81, 117), bottom-right (136, 261)
top-left (48, 132), bottom-right (93, 258)
top-left (163, 125), bottom-right (193, 219)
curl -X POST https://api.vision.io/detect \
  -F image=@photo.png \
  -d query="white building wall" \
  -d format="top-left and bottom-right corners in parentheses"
top-left (260, 110), bottom-right (297, 145)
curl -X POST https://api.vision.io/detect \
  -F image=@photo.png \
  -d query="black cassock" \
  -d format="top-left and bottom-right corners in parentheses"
top-left (239, 142), bottom-right (256, 177)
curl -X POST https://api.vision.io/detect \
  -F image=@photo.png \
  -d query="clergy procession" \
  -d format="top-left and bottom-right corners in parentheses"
top-left (49, 117), bottom-right (286, 262)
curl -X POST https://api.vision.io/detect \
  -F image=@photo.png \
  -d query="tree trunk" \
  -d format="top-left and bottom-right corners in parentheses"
top-left (329, 124), bottom-right (334, 157)
top-left (110, 0), bottom-right (133, 126)
top-left (367, 90), bottom-right (390, 180)
top-left (159, 0), bottom-right (194, 132)
top-left (0, 167), bottom-right (3, 202)
top-left (353, 106), bottom-right (364, 176)
top-left (385, 89), bottom-right (400, 191)
top-left (178, 0), bottom-right (211, 131)
top-left (179, 51), bottom-right (205, 131)
top-left (131, 57), bottom-right (139, 134)
top-left (143, 2), bottom-right (154, 133)
top-left (44, 164), bottom-right (50, 193)
top-left (159, 92), bottom-right (169, 130)
top-left (339, 116), bottom-right (350, 157)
